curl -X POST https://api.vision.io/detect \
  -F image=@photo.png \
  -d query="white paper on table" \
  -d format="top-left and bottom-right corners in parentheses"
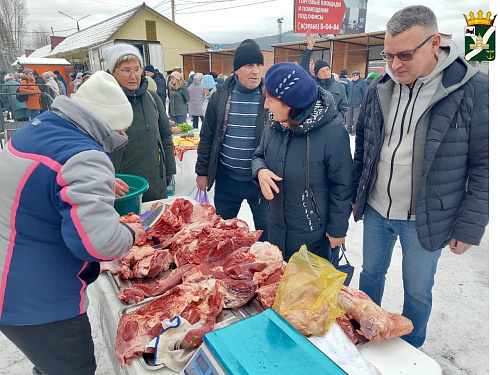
top-left (308, 322), bottom-right (382, 375)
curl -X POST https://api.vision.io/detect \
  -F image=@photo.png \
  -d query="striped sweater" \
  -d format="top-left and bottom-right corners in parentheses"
top-left (219, 80), bottom-right (261, 181)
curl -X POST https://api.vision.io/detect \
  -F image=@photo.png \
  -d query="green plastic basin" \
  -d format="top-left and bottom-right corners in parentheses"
top-left (114, 174), bottom-right (149, 216)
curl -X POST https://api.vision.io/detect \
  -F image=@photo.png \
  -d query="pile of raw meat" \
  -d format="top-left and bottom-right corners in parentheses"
top-left (109, 199), bottom-right (285, 367)
top-left (108, 198), bottom-right (413, 368)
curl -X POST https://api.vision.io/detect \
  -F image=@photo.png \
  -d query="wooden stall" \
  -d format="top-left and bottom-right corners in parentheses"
top-left (273, 31), bottom-right (386, 78)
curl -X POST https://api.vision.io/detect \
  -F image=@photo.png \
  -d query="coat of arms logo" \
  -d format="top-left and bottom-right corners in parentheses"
top-left (464, 10), bottom-right (496, 61)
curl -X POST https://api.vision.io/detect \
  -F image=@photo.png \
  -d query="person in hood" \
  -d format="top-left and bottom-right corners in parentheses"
top-left (353, 5), bottom-right (489, 348)
top-left (104, 44), bottom-right (176, 202)
top-left (200, 74), bottom-right (217, 117)
top-left (299, 30), bottom-right (348, 118)
top-left (0, 71), bottom-right (146, 375)
top-left (252, 62), bottom-right (353, 261)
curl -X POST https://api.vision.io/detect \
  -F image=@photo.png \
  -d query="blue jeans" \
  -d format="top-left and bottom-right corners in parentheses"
top-left (29, 109), bottom-right (40, 120)
top-left (359, 204), bottom-right (442, 348)
top-left (170, 114), bottom-right (187, 124)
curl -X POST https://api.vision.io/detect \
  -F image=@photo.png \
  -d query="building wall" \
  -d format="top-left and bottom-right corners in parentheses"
top-left (113, 8), bottom-right (209, 74)
top-left (182, 50), bottom-right (274, 79)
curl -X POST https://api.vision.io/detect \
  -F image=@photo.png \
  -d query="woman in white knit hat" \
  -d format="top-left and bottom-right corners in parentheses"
top-left (0, 71), bottom-right (146, 375)
top-left (104, 43), bottom-right (176, 202)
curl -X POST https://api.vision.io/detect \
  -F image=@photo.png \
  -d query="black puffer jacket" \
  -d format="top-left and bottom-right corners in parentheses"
top-left (195, 75), bottom-right (267, 190)
top-left (252, 88), bottom-right (353, 260)
top-left (299, 48), bottom-right (348, 117)
top-left (353, 57), bottom-right (489, 251)
top-left (152, 70), bottom-right (167, 106)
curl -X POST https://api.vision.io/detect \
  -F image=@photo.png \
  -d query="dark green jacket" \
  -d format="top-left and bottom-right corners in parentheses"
top-left (109, 76), bottom-right (176, 202)
top-left (1, 79), bottom-right (30, 120)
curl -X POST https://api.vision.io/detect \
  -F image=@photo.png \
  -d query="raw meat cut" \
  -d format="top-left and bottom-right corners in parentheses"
top-left (336, 314), bottom-right (359, 344)
top-left (181, 259), bottom-right (258, 309)
top-left (337, 285), bottom-right (414, 341)
top-left (118, 264), bottom-right (197, 304)
top-left (255, 282), bottom-right (280, 309)
top-left (143, 199), bottom-right (195, 245)
top-left (115, 280), bottom-right (224, 367)
top-left (117, 246), bottom-right (173, 279)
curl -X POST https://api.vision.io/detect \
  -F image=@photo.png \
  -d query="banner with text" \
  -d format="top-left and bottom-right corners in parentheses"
top-left (294, 0), bottom-right (368, 35)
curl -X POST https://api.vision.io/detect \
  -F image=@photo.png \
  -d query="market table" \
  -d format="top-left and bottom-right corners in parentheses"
top-left (89, 197), bottom-right (442, 375)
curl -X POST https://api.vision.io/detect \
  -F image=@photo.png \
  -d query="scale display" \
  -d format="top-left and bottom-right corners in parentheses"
top-left (182, 343), bottom-right (226, 375)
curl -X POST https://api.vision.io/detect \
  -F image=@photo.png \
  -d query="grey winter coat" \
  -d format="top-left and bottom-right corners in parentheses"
top-left (195, 75), bottom-right (267, 191)
top-left (168, 83), bottom-right (189, 117)
top-left (353, 56), bottom-right (489, 251)
top-left (109, 76), bottom-right (176, 202)
top-left (252, 88), bottom-right (353, 260)
top-left (187, 82), bottom-right (205, 117)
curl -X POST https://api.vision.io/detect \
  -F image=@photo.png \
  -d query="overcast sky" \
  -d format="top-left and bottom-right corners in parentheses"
top-left (25, 0), bottom-right (491, 52)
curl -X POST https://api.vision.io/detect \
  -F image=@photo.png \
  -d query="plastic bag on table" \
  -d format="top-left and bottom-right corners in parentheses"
top-left (272, 245), bottom-right (347, 336)
top-left (194, 189), bottom-right (210, 204)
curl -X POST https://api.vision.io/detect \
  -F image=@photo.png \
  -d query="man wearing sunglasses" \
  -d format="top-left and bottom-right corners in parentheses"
top-left (352, 5), bottom-right (488, 348)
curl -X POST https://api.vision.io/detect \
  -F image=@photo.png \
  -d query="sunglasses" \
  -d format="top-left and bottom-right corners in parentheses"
top-left (380, 34), bottom-right (435, 62)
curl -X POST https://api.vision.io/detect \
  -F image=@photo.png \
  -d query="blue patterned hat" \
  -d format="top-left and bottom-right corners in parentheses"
top-left (264, 62), bottom-right (318, 109)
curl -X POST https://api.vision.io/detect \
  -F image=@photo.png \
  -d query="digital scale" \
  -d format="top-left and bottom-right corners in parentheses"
top-left (181, 309), bottom-right (347, 375)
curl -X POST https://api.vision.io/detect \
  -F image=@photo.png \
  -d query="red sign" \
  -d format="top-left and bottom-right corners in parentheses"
top-left (294, 0), bottom-right (345, 34)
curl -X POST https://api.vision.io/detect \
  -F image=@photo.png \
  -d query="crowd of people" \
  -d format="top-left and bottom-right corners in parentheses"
top-left (0, 4), bottom-right (489, 375)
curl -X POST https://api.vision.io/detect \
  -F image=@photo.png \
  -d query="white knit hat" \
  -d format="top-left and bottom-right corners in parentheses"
top-left (72, 71), bottom-right (133, 131)
top-left (104, 44), bottom-right (144, 74)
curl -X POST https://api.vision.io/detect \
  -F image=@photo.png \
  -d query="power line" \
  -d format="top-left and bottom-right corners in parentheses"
top-left (175, 0), bottom-right (276, 14)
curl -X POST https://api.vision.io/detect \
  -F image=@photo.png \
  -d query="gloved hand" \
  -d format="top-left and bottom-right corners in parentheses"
top-left (166, 175), bottom-right (172, 187)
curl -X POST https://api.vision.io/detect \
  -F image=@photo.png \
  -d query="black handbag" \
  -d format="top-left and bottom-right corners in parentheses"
top-left (328, 244), bottom-right (354, 286)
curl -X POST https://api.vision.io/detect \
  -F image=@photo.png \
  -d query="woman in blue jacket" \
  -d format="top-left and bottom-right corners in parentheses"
top-left (252, 63), bottom-right (353, 261)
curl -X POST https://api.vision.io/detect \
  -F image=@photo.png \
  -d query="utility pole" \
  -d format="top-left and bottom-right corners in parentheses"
top-left (277, 17), bottom-right (283, 43)
top-left (171, 0), bottom-right (175, 23)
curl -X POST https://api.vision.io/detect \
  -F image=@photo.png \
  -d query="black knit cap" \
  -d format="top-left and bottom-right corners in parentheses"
top-left (233, 39), bottom-right (264, 71)
top-left (314, 60), bottom-right (329, 76)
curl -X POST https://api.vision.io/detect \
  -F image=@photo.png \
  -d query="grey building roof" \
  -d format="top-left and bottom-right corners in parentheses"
top-left (48, 5), bottom-right (140, 57)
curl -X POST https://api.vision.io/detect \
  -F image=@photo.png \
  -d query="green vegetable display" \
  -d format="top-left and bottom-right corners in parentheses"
top-left (177, 123), bottom-right (194, 133)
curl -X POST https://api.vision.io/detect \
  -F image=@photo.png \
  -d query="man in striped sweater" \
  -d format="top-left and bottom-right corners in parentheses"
top-left (196, 39), bottom-right (268, 240)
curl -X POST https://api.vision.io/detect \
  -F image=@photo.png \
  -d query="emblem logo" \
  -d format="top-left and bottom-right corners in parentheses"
top-left (464, 10), bottom-right (496, 61)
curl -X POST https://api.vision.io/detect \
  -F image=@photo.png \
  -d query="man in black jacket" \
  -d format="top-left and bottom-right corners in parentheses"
top-left (352, 5), bottom-right (488, 348)
top-left (299, 30), bottom-right (347, 118)
top-left (195, 39), bottom-right (268, 240)
top-left (145, 64), bottom-right (167, 108)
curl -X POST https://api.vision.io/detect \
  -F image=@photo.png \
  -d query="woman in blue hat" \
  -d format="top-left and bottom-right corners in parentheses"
top-left (252, 62), bottom-right (353, 261)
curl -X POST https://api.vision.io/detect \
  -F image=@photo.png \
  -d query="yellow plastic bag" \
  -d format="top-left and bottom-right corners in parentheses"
top-left (272, 245), bottom-right (347, 336)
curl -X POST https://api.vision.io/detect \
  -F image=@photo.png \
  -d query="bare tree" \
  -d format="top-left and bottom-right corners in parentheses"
top-left (0, 0), bottom-right (28, 66)
top-left (30, 25), bottom-right (51, 49)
